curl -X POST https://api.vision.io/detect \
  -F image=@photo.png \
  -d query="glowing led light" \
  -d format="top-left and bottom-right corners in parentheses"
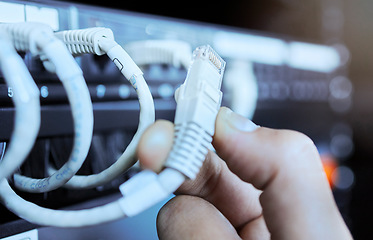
top-left (40, 86), bottom-right (49, 98)
top-left (118, 84), bottom-right (130, 99)
top-left (332, 166), bottom-right (354, 190)
top-left (321, 154), bottom-right (338, 187)
top-left (96, 84), bottom-right (106, 98)
top-left (158, 83), bottom-right (174, 98)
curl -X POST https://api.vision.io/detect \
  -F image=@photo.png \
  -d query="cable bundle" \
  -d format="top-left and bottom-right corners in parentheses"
top-left (0, 25), bottom-right (225, 228)
top-left (50, 27), bottom-right (155, 189)
top-left (0, 22), bottom-right (94, 193)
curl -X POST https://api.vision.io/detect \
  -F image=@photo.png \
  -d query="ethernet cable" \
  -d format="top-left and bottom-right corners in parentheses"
top-left (0, 30), bottom-right (40, 181)
top-left (0, 22), bottom-right (94, 193)
top-left (0, 45), bottom-right (225, 227)
top-left (223, 60), bottom-right (258, 119)
top-left (124, 39), bottom-right (192, 69)
top-left (47, 27), bottom-right (155, 189)
top-left (120, 45), bottom-right (225, 216)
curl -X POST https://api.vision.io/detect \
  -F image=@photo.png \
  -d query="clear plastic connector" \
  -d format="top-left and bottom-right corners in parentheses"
top-left (193, 45), bottom-right (226, 75)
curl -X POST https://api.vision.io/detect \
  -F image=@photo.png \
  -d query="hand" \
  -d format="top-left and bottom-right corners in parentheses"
top-left (137, 107), bottom-right (353, 240)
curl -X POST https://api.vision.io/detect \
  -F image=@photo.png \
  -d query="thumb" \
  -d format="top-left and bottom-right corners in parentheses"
top-left (212, 107), bottom-right (352, 240)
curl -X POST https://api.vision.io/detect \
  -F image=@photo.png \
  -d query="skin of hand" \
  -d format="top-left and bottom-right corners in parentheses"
top-left (137, 107), bottom-right (353, 240)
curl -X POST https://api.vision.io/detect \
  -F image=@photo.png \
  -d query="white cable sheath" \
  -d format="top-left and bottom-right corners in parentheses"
top-left (50, 28), bottom-right (155, 189)
top-left (0, 22), bottom-right (94, 193)
top-left (60, 74), bottom-right (154, 189)
top-left (223, 60), bottom-right (258, 119)
top-left (0, 30), bottom-right (40, 181)
top-left (0, 178), bottom-right (125, 227)
top-left (0, 168), bottom-right (184, 227)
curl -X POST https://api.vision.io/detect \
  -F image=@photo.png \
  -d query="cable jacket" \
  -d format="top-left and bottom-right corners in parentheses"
top-left (0, 32), bottom-right (40, 181)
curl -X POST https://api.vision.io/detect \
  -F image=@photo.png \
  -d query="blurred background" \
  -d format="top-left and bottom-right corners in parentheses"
top-left (0, 0), bottom-right (372, 239)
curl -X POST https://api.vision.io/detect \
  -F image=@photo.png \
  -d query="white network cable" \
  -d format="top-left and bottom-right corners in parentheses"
top-left (0, 22), bottom-right (94, 193)
top-left (224, 60), bottom-right (258, 119)
top-left (46, 27), bottom-right (155, 189)
top-left (0, 44), bottom-right (225, 227)
top-left (0, 30), bottom-right (40, 181)
top-left (120, 45), bottom-right (225, 216)
top-left (124, 39), bottom-right (192, 69)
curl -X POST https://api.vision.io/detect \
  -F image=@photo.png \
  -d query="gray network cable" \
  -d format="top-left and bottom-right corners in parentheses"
top-left (0, 22), bottom-right (94, 193)
top-left (0, 44), bottom-right (225, 227)
top-left (0, 29), bottom-right (40, 181)
top-left (47, 27), bottom-right (155, 189)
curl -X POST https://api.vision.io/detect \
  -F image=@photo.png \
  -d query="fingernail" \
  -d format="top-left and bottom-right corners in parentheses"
top-left (223, 107), bottom-right (259, 132)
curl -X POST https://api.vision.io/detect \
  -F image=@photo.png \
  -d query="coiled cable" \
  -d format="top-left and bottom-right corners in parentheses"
top-left (48, 27), bottom-right (155, 189)
top-left (0, 43), bottom-right (224, 227)
top-left (0, 22), bottom-right (94, 193)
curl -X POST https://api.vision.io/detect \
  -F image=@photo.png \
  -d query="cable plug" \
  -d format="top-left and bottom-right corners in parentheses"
top-left (0, 22), bottom-right (82, 77)
top-left (118, 169), bottom-right (184, 217)
top-left (0, 22), bottom-right (55, 56)
top-left (166, 45), bottom-right (226, 179)
top-left (55, 27), bottom-right (114, 56)
top-left (55, 27), bottom-right (143, 81)
top-left (118, 45), bottom-right (225, 217)
top-left (0, 31), bottom-right (39, 103)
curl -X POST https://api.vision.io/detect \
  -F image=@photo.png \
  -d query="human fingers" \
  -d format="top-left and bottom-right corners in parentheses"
top-left (137, 120), bottom-right (265, 229)
top-left (157, 195), bottom-right (241, 240)
top-left (137, 120), bottom-right (174, 172)
top-left (213, 107), bottom-right (352, 240)
top-left (158, 195), bottom-right (270, 240)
